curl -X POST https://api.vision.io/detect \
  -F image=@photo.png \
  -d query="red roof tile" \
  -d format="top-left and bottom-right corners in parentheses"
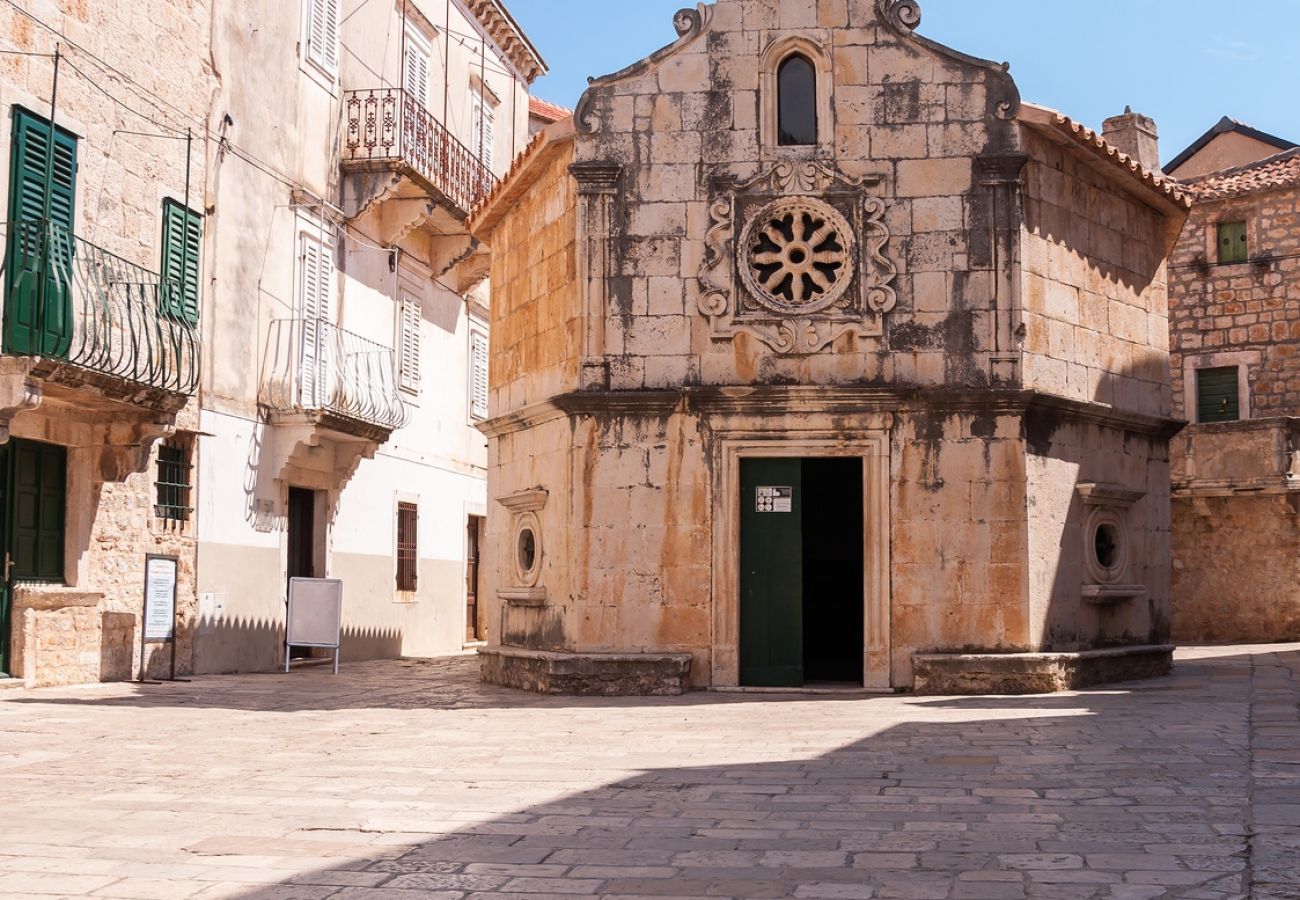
top-left (529, 96), bottom-right (572, 124)
top-left (1180, 148), bottom-right (1300, 201)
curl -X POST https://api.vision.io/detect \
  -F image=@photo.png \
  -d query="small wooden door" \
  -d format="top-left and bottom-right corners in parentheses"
top-left (0, 438), bottom-right (67, 675)
top-left (739, 458), bottom-right (804, 687)
top-left (465, 516), bottom-right (482, 642)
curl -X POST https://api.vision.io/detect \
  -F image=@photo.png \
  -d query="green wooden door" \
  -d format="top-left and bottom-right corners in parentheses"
top-left (739, 458), bottom-right (804, 687)
top-left (5, 107), bottom-right (78, 357)
top-left (9, 439), bottom-right (66, 582)
top-left (0, 443), bottom-right (8, 675)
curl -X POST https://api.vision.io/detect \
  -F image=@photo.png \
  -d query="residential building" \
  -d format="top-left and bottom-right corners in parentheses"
top-left (469, 0), bottom-right (1189, 696)
top-left (1166, 132), bottom-right (1300, 642)
top-left (194, 0), bottom-right (544, 672)
top-left (0, 1), bottom-right (213, 685)
top-left (1165, 117), bottom-right (1296, 180)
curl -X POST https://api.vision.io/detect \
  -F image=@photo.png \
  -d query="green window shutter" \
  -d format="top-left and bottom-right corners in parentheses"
top-left (1197, 367), bottom-right (1241, 423)
top-left (5, 107), bottom-right (77, 356)
top-left (160, 200), bottom-right (202, 324)
top-left (1217, 221), bottom-right (1248, 265)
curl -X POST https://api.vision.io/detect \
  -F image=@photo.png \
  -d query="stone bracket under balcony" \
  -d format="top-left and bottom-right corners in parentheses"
top-left (0, 356), bottom-right (180, 482)
top-left (259, 418), bottom-right (382, 499)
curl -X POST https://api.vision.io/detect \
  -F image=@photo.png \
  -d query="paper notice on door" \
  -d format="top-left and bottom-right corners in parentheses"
top-left (756, 486), bottom-right (793, 513)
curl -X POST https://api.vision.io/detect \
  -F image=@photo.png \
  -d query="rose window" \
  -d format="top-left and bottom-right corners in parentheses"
top-left (738, 197), bottom-right (856, 314)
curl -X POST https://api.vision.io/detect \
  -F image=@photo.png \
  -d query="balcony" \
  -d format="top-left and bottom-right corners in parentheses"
top-left (343, 88), bottom-right (496, 220)
top-left (259, 318), bottom-right (407, 493)
top-left (0, 219), bottom-right (198, 457)
top-left (1172, 417), bottom-right (1300, 495)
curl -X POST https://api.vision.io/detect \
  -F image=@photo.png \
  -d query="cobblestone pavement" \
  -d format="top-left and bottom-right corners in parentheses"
top-left (1, 645), bottom-right (1298, 900)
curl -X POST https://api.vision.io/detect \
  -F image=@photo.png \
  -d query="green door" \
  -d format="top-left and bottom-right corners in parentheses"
top-left (5, 107), bottom-right (78, 358)
top-left (739, 458), bottom-right (804, 687)
top-left (0, 439), bottom-right (66, 676)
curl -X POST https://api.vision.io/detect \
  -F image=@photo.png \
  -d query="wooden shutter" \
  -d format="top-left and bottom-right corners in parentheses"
top-left (470, 330), bottom-right (488, 419)
top-left (396, 502), bottom-right (418, 591)
top-left (5, 107), bottom-right (77, 357)
top-left (1217, 221), bottom-right (1248, 265)
top-left (399, 291), bottom-right (421, 393)
top-left (471, 93), bottom-right (494, 169)
top-left (305, 0), bottom-right (338, 74)
top-left (160, 200), bottom-right (202, 324)
top-left (404, 28), bottom-right (431, 107)
top-left (298, 231), bottom-right (334, 408)
top-left (1196, 367), bottom-right (1240, 423)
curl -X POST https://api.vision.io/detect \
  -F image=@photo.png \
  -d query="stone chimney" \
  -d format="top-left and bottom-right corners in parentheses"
top-left (1102, 107), bottom-right (1160, 171)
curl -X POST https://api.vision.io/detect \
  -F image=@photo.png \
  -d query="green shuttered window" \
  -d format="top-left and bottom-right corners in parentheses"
top-left (1217, 221), bottom-right (1248, 265)
top-left (1197, 367), bottom-right (1241, 423)
top-left (160, 200), bottom-right (202, 324)
top-left (5, 107), bottom-right (78, 357)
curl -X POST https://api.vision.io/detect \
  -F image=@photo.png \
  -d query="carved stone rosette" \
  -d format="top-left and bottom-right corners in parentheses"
top-left (697, 162), bottom-right (897, 355)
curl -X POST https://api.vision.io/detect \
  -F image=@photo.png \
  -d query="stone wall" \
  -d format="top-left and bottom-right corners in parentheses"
top-left (1021, 129), bottom-right (1173, 419)
top-left (1172, 494), bottom-right (1300, 642)
top-left (1169, 186), bottom-right (1300, 420)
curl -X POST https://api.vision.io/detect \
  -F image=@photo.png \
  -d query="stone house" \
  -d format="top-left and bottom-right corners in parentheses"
top-left (0, 1), bottom-right (212, 686)
top-left (469, 0), bottom-right (1190, 695)
top-left (1165, 133), bottom-right (1300, 643)
top-left (194, 0), bottom-right (545, 673)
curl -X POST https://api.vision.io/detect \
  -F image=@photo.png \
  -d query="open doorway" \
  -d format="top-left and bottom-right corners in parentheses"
top-left (466, 515), bottom-right (484, 643)
top-left (739, 457), bottom-right (864, 688)
top-left (286, 486), bottom-right (320, 660)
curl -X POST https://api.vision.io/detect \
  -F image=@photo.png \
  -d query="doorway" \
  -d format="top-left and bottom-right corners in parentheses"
top-left (739, 457), bottom-right (864, 688)
top-left (286, 486), bottom-right (319, 660)
top-left (465, 515), bottom-right (484, 642)
top-left (0, 438), bottom-right (67, 676)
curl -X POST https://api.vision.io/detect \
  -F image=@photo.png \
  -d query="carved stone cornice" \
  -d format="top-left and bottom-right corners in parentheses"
top-left (569, 162), bottom-right (623, 194)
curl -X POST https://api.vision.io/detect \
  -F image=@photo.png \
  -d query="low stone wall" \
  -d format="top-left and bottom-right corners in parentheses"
top-left (8, 589), bottom-right (140, 687)
top-left (480, 646), bottom-right (692, 696)
top-left (912, 645), bottom-right (1175, 695)
top-left (1172, 493), bottom-right (1300, 643)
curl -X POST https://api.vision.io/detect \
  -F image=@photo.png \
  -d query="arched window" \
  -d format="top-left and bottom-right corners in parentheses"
top-left (777, 54), bottom-right (818, 146)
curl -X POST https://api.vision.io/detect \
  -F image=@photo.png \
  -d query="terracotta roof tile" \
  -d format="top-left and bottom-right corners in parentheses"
top-left (1179, 148), bottom-right (1300, 201)
top-left (528, 96), bottom-right (572, 124)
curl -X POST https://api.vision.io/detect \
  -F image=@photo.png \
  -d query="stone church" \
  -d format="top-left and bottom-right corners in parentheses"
top-left (469, 0), bottom-right (1191, 694)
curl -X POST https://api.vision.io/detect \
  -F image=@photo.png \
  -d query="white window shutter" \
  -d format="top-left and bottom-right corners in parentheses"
top-left (470, 330), bottom-right (489, 419)
top-left (472, 93), bottom-right (494, 169)
top-left (299, 232), bottom-right (335, 409)
top-left (404, 29), bottom-right (430, 107)
top-left (306, 0), bottom-right (338, 74)
top-left (399, 292), bottom-right (421, 393)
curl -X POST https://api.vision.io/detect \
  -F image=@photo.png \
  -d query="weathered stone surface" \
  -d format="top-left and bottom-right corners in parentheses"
top-left (912, 645), bottom-right (1175, 695)
top-left (479, 645), bottom-right (692, 696)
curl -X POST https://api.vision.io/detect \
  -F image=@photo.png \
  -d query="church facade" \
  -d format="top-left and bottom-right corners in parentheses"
top-left (469, 0), bottom-right (1190, 694)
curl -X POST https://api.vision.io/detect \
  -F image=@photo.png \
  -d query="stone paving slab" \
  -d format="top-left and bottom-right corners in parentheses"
top-left (0, 646), bottom-right (1297, 899)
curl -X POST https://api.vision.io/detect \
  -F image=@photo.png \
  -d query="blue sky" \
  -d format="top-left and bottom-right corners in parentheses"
top-left (508, 0), bottom-right (1298, 168)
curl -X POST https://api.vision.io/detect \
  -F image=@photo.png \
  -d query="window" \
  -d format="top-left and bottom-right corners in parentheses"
top-left (396, 501), bottom-right (418, 592)
top-left (470, 91), bottom-right (495, 169)
top-left (469, 328), bottom-right (488, 419)
top-left (6, 107), bottom-right (77, 357)
top-left (1217, 221), bottom-right (1248, 265)
top-left (298, 228), bottom-right (335, 408)
top-left (404, 26), bottom-right (431, 107)
top-left (303, 0), bottom-right (339, 75)
top-left (777, 54), bottom-right (818, 146)
top-left (398, 291), bottom-right (421, 394)
top-left (155, 441), bottom-right (193, 524)
top-left (160, 200), bottom-right (202, 324)
top-left (1196, 366), bottom-right (1241, 423)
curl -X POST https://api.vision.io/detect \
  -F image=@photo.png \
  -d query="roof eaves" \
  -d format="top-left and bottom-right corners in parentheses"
top-left (469, 118), bottom-right (576, 238)
top-left (1164, 116), bottom-right (1297, 175)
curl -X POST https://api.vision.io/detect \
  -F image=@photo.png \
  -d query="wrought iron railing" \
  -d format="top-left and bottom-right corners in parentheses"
top-left (0, 219), bottom-right (199, 395)
top-left (260, 318), bottom-right (408, 431)
top-left (343, 88), bottom-right (496, 216)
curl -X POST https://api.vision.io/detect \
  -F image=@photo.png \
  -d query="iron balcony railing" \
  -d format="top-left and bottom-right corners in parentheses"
top-left (343, 88), bottom-right (496, 216)
top-left (0, 219), bottom-right (198, 395)
top-left (261, 317), bottom-right (408, 432)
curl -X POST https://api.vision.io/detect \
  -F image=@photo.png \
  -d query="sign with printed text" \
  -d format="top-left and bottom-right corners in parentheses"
top-left (143, 556), bottom-right (178, 641)
top-left (756, 486), bottom-right (793, 514)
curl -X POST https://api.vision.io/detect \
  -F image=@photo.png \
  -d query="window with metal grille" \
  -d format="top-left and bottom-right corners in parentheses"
top-left (155, 442), bottom-right (192, 523)
top-left (1217, 221), bottom-right (1248, 265)
top-left (396, 501), bottom-right (418, 592)
top-left (1196, 366), bottom-right (1241, 423)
